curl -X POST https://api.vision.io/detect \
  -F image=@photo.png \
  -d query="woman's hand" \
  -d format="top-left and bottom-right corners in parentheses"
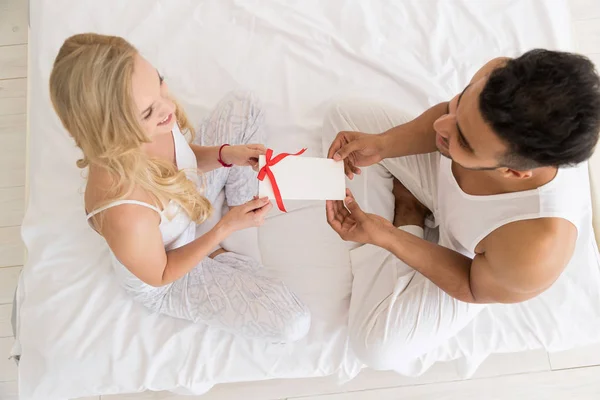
top-left (221, 144), bottom-right (267, 171)
top-left (327, 131), bottom-right (387, 179)
top-left (216, 196), bottom-right (273, 235)
top-left (326, 189), bottom-right (395, 246)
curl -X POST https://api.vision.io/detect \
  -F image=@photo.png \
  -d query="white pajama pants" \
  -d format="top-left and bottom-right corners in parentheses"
top-left (322, 100), bottom-right (485, 372)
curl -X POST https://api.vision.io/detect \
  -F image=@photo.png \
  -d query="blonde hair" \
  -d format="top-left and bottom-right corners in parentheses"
top-left (49, 33), bottom-right (212, 226)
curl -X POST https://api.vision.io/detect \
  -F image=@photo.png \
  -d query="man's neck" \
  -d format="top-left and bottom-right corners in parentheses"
top-left (453, 162), bottom-right (559, 196)
top-left (492, 165), bottom-right (559, 193)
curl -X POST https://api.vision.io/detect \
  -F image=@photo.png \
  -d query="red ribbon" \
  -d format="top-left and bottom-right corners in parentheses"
top-left (258, 148), bottom-right (307, 212)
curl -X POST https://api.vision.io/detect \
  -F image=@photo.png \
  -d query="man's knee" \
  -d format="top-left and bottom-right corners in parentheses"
top-left (323, 99), bottom-right (413, 130)
top-left (323, 99), bottom-right (368, 130)
top-left (349, 328), bottom-right (411, 370)
top-left (349, 311), bottom-right (442, 370)
top-left (322, 99), bottom-right (374, 157)
top-left (324, 98), bottom-right (356, 117)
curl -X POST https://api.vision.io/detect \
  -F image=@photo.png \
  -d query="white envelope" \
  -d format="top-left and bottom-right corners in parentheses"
top-left (258, 154), bottom-right (346, 201)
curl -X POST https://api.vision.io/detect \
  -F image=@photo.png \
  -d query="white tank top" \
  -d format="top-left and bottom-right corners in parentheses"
top-left (86, 124), bottom-right (200, 303)
top-left (436, 156), bottom-right (597, 265)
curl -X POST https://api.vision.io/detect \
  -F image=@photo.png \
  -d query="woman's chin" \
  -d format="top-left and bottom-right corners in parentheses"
top-left (156, 121), bottom-right (175, 135)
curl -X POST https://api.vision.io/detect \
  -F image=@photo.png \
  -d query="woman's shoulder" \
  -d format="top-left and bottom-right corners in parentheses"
top-left (85, 166), bottom-right (161, 231)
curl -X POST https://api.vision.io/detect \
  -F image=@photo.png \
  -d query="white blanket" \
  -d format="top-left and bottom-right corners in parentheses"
top-left (16, 0), bottom-right (600, 399)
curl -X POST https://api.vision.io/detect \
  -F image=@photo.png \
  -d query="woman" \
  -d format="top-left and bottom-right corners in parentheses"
top-left (49, 33), bottom-right (310, 342)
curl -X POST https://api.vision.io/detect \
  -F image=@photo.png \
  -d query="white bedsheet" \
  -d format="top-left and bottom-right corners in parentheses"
top-left (16, 0), bottom-right (600, 399)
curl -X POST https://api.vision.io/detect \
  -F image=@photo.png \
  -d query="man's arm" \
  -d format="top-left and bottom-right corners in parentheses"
top-left (379, 57), bottom-right (512, 160)
top-left (379, 218), bottom-right (576, 304)
top-left (379, 102), bottom-right (447, 159)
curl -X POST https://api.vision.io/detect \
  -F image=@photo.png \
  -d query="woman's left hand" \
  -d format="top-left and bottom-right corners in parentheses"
top-left (222, 144), bottom-right (267, 171)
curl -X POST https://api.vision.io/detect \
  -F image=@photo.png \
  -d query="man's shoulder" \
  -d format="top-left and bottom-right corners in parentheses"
top-left (485, 217), bottom-right (576, 256)
top-left (482, 217), bottom-right (577, 290)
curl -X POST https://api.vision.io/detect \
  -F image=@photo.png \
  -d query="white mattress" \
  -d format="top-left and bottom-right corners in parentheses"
top-left (16, 0), bottom-right (600, 399)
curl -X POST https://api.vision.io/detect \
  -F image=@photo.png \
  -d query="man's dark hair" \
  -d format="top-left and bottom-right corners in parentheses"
top-left (479, 49), bottom-right (600, 169)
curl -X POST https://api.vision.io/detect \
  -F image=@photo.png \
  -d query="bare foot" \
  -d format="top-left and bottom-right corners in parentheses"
top-left (209, 248), bottom-right (228, 259)
top-left (392, 178), bottom-right (430, 228)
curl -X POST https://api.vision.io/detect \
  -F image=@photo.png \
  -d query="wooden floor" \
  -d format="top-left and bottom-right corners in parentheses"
top-left (1, 0), bottom-right (600, 398)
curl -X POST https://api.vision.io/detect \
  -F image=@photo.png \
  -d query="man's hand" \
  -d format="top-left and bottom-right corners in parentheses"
top-left (326, 189), bottom-right (395, 245)
top-left (327, 131), bottom-right (386, 179)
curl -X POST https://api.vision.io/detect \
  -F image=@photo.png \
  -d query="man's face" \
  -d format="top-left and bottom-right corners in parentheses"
top-left (433, 78), bottom-right (509, 171)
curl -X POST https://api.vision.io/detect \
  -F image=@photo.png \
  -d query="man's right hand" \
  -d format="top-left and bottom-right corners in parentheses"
top-left (327, 131), bottom-right (386, 179)
top-left (326, 189), bottom-right (395, 246)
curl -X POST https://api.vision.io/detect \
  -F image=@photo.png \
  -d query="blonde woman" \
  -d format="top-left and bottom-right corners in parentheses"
top-left (49, 33), bottom-right (310, 342)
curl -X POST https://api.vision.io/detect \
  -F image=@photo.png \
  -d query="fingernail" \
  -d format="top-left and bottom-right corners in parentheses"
top-left (334, 153), bottom-right (341, 161)
top-left (345, 196), bottom-right (354, 205)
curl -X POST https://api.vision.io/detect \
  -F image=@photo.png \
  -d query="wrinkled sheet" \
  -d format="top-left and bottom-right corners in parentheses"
top-left (17, 0), bottom-right (599, 399)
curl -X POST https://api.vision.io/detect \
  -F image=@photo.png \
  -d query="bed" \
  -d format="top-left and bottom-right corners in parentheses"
top-left (13, 0), bottom-right (600, 399)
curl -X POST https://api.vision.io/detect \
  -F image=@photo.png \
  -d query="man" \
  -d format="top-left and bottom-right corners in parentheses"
top-left (324, 50), bottom-right (600, 370)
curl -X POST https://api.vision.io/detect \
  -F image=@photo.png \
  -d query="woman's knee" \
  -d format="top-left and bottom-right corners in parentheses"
top-left (224, 90), bottom-right (264, 142)
top-left (226, 90), bottom-right (262, 112)
top-left (275, 306), bottom-right (311, 343)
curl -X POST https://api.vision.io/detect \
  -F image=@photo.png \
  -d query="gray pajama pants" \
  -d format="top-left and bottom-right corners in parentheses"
top-left (151, 92), bottom-right (311, 342)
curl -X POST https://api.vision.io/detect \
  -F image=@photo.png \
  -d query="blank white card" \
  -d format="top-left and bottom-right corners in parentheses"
top-left (258, 154), bottom-right (346, 201)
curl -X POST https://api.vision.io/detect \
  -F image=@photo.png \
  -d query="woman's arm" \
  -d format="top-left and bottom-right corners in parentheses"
top-left (101, 205), bottom-right (226, 286)
top-left (100, 197), bottom-right (272, 287)
top-left (190, 143), bottom-right (267, 173)
top-left (190, 144), bottom-right (227, 173)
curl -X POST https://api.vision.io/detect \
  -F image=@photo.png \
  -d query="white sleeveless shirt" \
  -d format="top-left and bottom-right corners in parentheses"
top-left (436, 156), bottom-right (597, 266)
top-left (86, 124), bottom-right (200, 303)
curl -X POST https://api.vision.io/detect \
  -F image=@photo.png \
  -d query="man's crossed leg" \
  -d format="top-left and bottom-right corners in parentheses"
top-left (322, 100), bottom-right (484, 371)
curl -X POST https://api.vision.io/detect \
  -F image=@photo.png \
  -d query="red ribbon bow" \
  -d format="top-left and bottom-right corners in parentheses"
top-left (258, 148), bottom-right (307, 212)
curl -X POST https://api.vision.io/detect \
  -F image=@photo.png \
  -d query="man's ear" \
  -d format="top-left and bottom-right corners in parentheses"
top-left (497, 167), bottom-right (533, 179)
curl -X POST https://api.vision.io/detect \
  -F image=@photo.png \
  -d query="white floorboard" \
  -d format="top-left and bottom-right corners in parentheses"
top-left (0, 303), bottom-right (13, 338)
top-left (0, 266), bottom-right (21, 304)
top-left (297, 366), bottom-right (600, 400)
top-left (0, 78), bottom-right (27, 116)
top-left (0, 227), bottom-right (24, 267)
top-left (0, 129), bottom-right (26, 188)
top-left (0, 113), bottom-right (25, 135)
top-left (0, 380), bottom-right (18, 400)
top-left (0, 336), bottom-right (17, 382)
top-left (0, 0), bottom-right (28, 47)
top-left (0, 44), bottom-right (27, 80)
top-left (0, 187), bottom-right (25, 228)
top-left (470, 350), bottom-right (550, 379)
top-left (549, 342), bottom-right (600, 370)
